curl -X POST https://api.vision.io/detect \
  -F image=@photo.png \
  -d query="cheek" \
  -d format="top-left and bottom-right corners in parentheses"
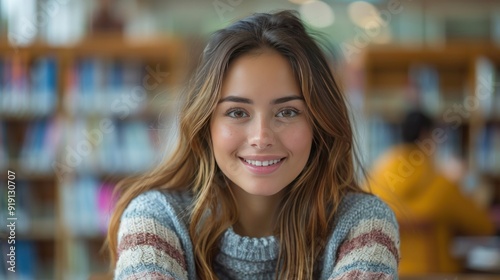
top-left (281, 123), bottom-right (313, 155)
top-left (211, 122), bottom-right (241, 155)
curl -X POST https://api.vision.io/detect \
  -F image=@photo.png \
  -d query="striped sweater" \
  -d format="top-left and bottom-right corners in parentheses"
top-left (115, 190), bottom-right (399, 280)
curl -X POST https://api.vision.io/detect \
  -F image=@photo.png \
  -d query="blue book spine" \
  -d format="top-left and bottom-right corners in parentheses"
top-left (45, 57), bottom-right (57, 113)
top-left (16, 241), bottom-right (36, 279)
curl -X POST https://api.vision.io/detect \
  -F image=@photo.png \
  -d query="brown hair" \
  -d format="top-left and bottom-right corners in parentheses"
top-left (107, 10), bottom-right (366, 279)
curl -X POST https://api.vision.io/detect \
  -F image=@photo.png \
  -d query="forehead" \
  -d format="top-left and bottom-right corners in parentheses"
top-left (220, 50), bottom-right (301, 99)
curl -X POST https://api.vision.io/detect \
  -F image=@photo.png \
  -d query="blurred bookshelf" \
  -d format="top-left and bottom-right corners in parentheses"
top-left (0, 37), bottom-right (185, 280)
top-left (358, 44), bottom-right (500, 230)
top-left (0, 1), bottom-right (498, 279)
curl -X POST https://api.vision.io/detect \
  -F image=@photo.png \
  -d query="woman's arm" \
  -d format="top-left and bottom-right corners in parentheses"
top-left (441, 177), bottom-right (495, 236)
top-left (114, 191), bottom-right (189, 280)
top-left (328, 195), bottom-right (400, 280)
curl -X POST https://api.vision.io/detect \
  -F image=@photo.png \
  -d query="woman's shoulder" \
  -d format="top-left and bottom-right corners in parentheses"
top-left (117, 189), bottom-right (196, 279)
top-left (336, 192), bottom-right (398, 229)
top-left (331, 192), bottom-right (399, 256)
top-left (122, 189), bottom-right (193, 226)
top-left (317, 192), bottom-right (399, 279)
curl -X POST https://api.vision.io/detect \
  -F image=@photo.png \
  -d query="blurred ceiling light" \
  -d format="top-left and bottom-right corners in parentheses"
top-left (299, 1), bottom-right (335, 28)
top-left (347, 1), bottom-right (380, 28)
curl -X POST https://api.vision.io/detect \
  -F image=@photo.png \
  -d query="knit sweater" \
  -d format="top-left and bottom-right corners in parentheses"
top-left (115, 190), bottom-right (399, 280)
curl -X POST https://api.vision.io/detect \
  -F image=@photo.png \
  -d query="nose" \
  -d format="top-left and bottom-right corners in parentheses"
top-left (248, 116), bottom-right (275, 149)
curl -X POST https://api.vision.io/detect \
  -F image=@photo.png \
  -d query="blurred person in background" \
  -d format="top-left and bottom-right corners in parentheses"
top-left (367, 109), bottom-right (495, 276)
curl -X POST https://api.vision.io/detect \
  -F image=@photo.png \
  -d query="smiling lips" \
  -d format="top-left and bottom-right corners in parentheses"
top-left (239, 157), bottom-right (285, 174)
top-left (243, 158), bottom-right (282, 166)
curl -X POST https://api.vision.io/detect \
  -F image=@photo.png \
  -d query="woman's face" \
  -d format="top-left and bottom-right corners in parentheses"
top-left (210, 50), bottom-right (313, 197)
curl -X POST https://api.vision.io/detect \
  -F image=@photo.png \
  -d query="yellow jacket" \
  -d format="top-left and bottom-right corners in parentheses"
top-left (367, 144), bottom-right (495, 275)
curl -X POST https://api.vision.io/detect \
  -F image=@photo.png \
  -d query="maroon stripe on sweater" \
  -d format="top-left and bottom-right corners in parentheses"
top-left (330, 270), bottom-right (394, 280)
top-left (125, 271), bottom-right (176, 280)
top-left (337, 229), bottom-right (398, 262)
top-left (118, 232), bottom-right (187, 270)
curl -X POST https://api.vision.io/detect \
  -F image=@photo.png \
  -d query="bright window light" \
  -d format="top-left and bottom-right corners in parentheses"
top-left (300, 0), bottom-right (335, 28)
top-left (347, 1), bottom-right (380, 28)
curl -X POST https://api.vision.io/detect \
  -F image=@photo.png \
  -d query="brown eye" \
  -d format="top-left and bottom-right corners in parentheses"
top-left (276, 108), bottom-right (299, 118)
top-left (226, 109), bottom-right (249, 118)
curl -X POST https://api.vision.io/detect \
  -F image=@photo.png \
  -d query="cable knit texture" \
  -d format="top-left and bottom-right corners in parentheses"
top-left (115, 190), bottom-right (399, 280)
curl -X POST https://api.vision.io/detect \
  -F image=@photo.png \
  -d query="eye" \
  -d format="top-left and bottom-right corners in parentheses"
top-left (225, 108), bottom-right (249, 119)
top-left (276, 108), bottom-right (300, 118)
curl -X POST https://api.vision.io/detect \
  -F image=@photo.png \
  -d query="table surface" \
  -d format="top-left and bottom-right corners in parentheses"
top-left (401, 275), bottom-right (500, 280)
top-left (91, 273), bottom-right (500, 280)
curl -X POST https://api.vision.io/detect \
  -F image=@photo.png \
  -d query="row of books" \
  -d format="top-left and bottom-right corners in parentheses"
top-left (64, 58), bottom-right (157, 115)
top-left (0, 56), bottom-right (58, 116)
top-left (0, 55), bottom-right (173, 118)
top-left (61, 177), bottom-right (116, 237)
top-left (61, 118), bottom-right (159, 174)
top-left (1, 117), bottom-right (161, 175)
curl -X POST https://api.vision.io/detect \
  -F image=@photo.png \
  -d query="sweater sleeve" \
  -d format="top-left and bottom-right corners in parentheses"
top-left (114, 191), bottom-right (189, 280)
top-left (328, 195), bottom-right (400, 280)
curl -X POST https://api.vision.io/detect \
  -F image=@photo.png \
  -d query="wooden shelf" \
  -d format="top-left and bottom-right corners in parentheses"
top-left (17, 232), bottom-right (57, 241)
top-left (0, 170), bottom-right (57, 181)
top-left (0, 36), bottom-right (184, 57)
top-left (0, 113), bottom-right (57, 121)
top-left (1, 229), bottom-right (56, 241)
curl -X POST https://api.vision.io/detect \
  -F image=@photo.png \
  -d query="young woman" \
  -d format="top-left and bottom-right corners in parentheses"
top-left (108, 10), bottom-right (399, 280)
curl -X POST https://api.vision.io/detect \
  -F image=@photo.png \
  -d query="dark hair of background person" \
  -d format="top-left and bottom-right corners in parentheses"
top-left (401, 110), bottom-right (434, 143)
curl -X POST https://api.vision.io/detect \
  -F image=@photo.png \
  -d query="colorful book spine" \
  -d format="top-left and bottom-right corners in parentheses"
top-left (19, 118), bottom-right (62, 173)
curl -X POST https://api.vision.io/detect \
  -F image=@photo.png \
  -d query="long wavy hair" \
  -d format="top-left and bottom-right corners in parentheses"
top-left (107, 10), bottom-right (366, 279)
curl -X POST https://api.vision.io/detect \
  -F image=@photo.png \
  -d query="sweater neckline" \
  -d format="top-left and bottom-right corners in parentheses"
top-left (219, 226), bottom-right (279, 261)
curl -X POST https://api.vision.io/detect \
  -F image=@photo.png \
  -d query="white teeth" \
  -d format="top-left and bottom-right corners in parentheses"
top-left (244, 159), bottom-right (282, 166)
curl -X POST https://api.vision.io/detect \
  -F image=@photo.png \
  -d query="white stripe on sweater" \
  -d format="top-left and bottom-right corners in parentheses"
top-left (118, 217), bottom-right (182, 250)
top-left (349, 219), bottom-right (398, 245)
top-left (335, 243), bottom-right (398, 270)
top-left (116, 245), bottom-right (188, 279)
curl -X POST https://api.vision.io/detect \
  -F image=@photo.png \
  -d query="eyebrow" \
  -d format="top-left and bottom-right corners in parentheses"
top-left (218, 95), bottom-right (304, 105)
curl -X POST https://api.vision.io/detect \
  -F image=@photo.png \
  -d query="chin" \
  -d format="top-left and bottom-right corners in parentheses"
top-left (238, 183), bottom-right (286, 197)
